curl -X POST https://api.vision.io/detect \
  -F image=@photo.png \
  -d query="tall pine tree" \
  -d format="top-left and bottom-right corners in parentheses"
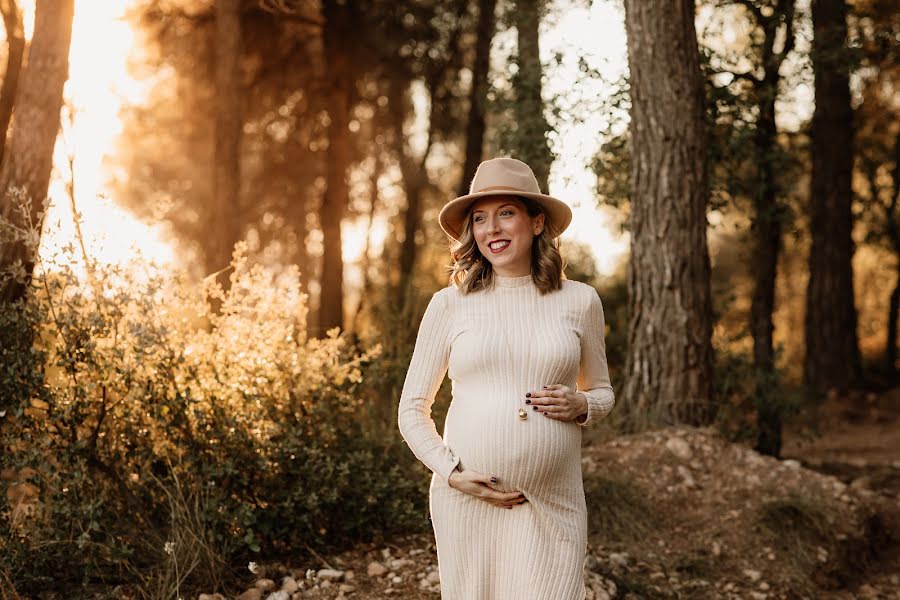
top-left (622, 0), bottom-right (715, 426)
top-left (804, 0), bottom-right (861, 398)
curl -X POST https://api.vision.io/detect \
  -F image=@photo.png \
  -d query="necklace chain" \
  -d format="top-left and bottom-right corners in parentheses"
top-left (491, 281), bottom-right (535, 421)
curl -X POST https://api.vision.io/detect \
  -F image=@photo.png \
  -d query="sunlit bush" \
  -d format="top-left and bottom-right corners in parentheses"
top-left (0, 194), bottom-right (427, 595)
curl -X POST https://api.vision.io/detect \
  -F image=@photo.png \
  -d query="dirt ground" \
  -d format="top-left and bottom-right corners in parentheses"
top-left (780, 386), bottom-right (900, 598)
top-left (211, 388), bottom-right (900, 600)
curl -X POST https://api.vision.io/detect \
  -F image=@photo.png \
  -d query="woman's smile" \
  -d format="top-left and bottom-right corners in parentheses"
top-left (488, 239), bottom-right (511, 253)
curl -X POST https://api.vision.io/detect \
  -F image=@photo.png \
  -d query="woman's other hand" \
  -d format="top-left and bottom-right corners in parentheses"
top-left (448, 469), bottom-right (528, 510)
top-left (525, 384), bottom-right (588, 421)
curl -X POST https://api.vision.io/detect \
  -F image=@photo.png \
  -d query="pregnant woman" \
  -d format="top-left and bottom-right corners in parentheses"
top-left (397, 157), bottom-right (616, 599)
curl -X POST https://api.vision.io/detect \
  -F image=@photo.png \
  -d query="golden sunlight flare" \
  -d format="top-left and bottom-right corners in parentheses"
top-left (19, 1), bottom-right (174, 277)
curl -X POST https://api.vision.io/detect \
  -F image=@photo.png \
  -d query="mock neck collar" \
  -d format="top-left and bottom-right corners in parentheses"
top-left (494, 273), bottom-right (533, 288)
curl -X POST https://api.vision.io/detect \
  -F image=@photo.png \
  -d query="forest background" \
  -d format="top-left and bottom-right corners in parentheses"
top-left (0, 0), bottom-right (897, 597)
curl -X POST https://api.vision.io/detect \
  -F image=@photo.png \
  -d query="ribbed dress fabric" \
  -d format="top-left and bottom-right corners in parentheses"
top-left (397, 274), bottom-right (616, 600)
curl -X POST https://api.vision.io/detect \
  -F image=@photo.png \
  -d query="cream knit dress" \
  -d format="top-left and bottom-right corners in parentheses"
top-left (397, 273), bottom-right (616, 600)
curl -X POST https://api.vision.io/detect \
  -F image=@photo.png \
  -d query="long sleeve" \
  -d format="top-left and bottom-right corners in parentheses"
top-left (575, 287), bottom-right (616, 426)
top-left (397, 290), bottom-right (461, 481)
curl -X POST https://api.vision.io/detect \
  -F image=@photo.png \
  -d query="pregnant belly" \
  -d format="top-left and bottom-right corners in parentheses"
top-left (445, 394), bottom-right (581, 491)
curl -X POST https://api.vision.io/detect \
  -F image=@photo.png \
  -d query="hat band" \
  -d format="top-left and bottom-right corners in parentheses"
top-left (471, 185), bottom-right (538, 194)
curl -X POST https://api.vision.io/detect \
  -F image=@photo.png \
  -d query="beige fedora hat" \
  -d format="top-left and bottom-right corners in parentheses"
top-left (439, 157), bottom-right (573, 241)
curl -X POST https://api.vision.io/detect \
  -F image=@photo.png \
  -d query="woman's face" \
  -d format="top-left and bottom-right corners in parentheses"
top-left (470, 195), bottom-right (545, 277)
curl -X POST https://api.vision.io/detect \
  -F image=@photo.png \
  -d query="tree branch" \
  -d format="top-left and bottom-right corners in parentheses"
top-left (775, 0), bottom-right (796, 60)
top-left (759, 0), bottom-right (794, 77)
top-left (0, 0), bottom-right (24, 168)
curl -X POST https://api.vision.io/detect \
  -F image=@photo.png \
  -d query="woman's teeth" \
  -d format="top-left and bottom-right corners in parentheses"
top-left (489, 240), bottom-right (510, 252)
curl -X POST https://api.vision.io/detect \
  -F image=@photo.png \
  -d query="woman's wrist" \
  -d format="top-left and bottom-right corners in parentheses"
top-left (575, 392), bottom-right (589, 422)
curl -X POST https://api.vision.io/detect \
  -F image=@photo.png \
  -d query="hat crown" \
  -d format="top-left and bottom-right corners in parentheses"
top-left (469, 158), bottom-right (542, 195)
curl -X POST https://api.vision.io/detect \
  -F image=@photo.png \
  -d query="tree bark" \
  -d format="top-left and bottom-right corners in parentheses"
top-left (737, 0), bottom-right (794, 458)
top-left (0, 0), bottom-right (24, 168)
top-left (458, 0), bottom-right (496, 197)
top-left (209, 0), bottom-right (243, 303)
top-left (318, 0), bottom-right (354, 336)
top-left (511, 0), bottom-right (552, 190)
top-left (751, 85), bottom-right (782, 455)
top-left (622, 0), bottom-right (715, 426)
top-left (0, 0), bottom-right (75, 304)
top-left (804, 0), bottom-right (860, 399)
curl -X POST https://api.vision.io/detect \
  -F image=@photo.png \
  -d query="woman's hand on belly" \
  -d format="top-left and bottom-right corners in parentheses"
top-left (448, 468), bottom-right (529, 510)
top-left (525, 384), bottom-right (588, 422)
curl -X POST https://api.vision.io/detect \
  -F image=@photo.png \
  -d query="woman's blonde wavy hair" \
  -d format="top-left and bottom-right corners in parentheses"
top-left (447, 195), bottom-right (566, 295)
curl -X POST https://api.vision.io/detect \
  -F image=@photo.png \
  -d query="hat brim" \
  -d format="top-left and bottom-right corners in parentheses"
top-left (438, 190), bottom-right (573, 241)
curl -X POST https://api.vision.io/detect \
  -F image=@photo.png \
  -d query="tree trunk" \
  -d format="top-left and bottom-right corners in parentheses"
top-left (888, 268), bottom-right (900, 375)
top-left (318, 0), bottom-right (353, 336)
top-left (738, 0), bottom-right (795, 458)
top-left (394, 3), bottom-right (464, 300)
top-left (397, 170), bottom-right (425, 298)
top-left (804, 0), bottom-right (860, 399)
top-left (0, 0), bottom-right (24, 168)
top-left (293, 192), bottom-right (312, 331)
top-left (349, 156), bottom-right (381, 335)
top-left (884, 134), bottom-right (900, 375)
top-left (621, 0), bottom-right (715, 427)
top-left (457, 0), bottom-right (496, 197)
top-left (389, 71), bottom-right (436, 307)
top-left (511, 0), bottom-right (552, 190)
top-left (0, 0), bottom-right (75, 304)
top-left (209, 0), bottom-right (243, 303)
top-left (751, 86), bottom-right (783, 456)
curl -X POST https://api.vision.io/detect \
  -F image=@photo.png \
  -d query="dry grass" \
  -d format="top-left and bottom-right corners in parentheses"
top-left (757, 492), bottom-right (834, 571)
top-left (756, 487), bottom-right (874, 593)
top-left (127, 469), bottom-right (229, 600)
top-left (585, 473), bottom-right (658, 541)
top-left (0, 569), bottom-right (22, 600)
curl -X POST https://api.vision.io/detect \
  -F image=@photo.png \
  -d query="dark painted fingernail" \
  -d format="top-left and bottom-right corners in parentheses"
top-left (533, 406), bottom-right (538, 411)
top-left (490, 476), bottom-right (497, 483)
top-left (525, 393), bottom-right (531, 397)
top-left (525, 399), bottom-right (531, 404)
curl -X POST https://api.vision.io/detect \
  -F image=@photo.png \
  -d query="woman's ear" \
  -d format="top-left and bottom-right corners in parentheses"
top-left (533, 213), bottom-right (545, 236)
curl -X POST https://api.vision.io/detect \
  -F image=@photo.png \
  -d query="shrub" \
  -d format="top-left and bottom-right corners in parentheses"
top-left (0, 204), bottom-right (426, 595)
